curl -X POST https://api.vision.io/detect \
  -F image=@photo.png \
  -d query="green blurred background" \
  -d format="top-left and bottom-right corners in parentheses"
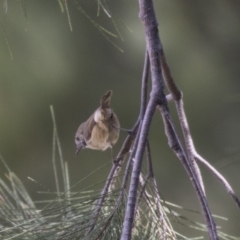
top-left (1, 0), bottom-right (240, 237)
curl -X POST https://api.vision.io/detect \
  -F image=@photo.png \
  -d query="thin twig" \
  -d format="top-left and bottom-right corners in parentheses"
top-left (110, 49), bottom-right (149, 190)
top-left (121, 49), bottom-right (149, 211)
top-left (140, 49), bottom-right (150, 119)
top-left (160, 49), bottom-right (205, 195)
top-left (118, 122), bottom-right (142, 200)
top-left (145, 140), bottom-right (176, 237)
top-left (195, 153), bottom-right (240, 209)
top-left (146, 140), bottom-right (153, 178)
top-left (135, 171), bottom-right (150, 218)
top-left (50, 105), bottom-right (68, 221)
top-left (109, 120), bottom-right (140, 190)
top-left (85, 121), bottom-right (139, 234)
top-left (51, 109), bottom-right (61, 206)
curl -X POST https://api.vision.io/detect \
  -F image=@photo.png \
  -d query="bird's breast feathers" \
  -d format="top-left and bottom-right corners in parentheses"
top-left (87, 124), bottom-right (111, 150)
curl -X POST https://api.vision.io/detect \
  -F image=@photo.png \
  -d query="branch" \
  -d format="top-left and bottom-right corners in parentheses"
top-left (161, 50), bottom-right (205, 195)
top-left (121, 97), bottom-right (157, 240)
top-left (161, 46), bottom-right (240, 209)
top-left (158, 106), bottom-right (218, 240)
top-left (121, 0), bottom-right (219, 238)
top-left (110, 48), bottom-right (149, 190)
top-left (117, 121), bottom-right (142, 203)
top-left (121, 0), bottom-right (166, 237)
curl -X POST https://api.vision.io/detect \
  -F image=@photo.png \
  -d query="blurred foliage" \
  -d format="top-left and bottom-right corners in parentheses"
top-left (0, 0), bottom-right (240, 237)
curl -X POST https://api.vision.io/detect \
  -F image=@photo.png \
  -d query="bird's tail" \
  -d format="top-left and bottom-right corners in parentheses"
top-left (100, 90), bottom-right (113, 108)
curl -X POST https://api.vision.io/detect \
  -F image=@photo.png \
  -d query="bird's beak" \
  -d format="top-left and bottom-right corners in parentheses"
top-left (75, 145), bottom-right (82, 155)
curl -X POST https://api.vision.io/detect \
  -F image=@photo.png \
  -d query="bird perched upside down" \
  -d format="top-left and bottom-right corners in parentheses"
top-left (75, 90), bottom-right (120, 154)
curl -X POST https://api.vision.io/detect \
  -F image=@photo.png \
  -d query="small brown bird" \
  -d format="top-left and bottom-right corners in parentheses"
top-left (75, 90), bottom-right (120, 154)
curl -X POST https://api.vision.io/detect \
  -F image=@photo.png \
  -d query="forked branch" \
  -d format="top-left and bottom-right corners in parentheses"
top-left (160, 40), bottom-right (240, 210)
top-left (121, 0), bottom-right (219, 239)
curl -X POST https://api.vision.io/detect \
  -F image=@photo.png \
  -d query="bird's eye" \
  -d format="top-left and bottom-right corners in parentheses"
top-left (75, 137), bottom-right (80, 141)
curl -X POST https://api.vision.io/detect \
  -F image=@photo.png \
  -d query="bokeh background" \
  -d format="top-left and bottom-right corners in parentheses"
top-left (1, 0), bottom-right (240, 237)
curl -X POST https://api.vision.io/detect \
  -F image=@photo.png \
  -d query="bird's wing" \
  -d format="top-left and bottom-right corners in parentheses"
top-left (83, 113), bottom-right (96, 142)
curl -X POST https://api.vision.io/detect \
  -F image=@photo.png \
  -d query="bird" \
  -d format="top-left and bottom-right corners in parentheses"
top-left (75, 90), bottom-right (120, 155)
